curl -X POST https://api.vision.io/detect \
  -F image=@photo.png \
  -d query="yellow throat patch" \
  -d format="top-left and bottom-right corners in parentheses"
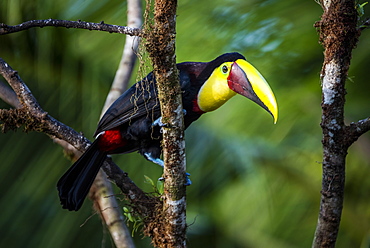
top-left (197, 62), bottom-right (236, 112)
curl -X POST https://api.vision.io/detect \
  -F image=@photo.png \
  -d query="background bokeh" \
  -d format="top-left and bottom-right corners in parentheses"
top-left (1, 0), bottom-right (370, 247)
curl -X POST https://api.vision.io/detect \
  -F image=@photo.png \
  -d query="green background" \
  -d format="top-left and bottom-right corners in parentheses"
top-left (1, 0), bottom-right (370, 247)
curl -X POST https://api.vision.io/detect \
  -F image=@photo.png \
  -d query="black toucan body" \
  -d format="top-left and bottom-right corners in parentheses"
top-left (57, 52), bottom-right (278, 211)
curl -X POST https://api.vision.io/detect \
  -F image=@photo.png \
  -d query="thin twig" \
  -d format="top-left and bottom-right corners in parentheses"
top-left (0, 19), bottom-right (143, 37)
top-left (345, 117), bottom-right (370, 146)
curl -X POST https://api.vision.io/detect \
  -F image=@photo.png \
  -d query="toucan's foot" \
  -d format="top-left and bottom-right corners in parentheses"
top-left (144, 152), bottom-right (191, 186)
top-left (144, 153), bottom-right (164, 167)
top-left (152, 117), bottom-right (167, 127)
top-left (185, 172), bottom-right (192, 186)
top-left (157, 173), bottom-right (191, 186)
top-left (152, 110), bottom-right (186, 127)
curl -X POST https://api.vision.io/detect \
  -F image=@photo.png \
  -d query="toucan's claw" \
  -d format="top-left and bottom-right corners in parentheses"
top-left (185, 172), bottom-right (192, 186)
top-left (152, 117), bottom-right (167, 128)
top-left (144, 153), bottom-right (164, 167)
top-left (144, 153), bottom-right (191, 185)
top-left (152, 109), bottom-right (186, 128)
top-left (157, 173), bottom-right (192, 186)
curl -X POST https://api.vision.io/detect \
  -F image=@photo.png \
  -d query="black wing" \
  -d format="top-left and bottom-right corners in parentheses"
top-left (94, 64), bottom-right (201, 137)
top-left (94, 72), bottom-right (161, 136)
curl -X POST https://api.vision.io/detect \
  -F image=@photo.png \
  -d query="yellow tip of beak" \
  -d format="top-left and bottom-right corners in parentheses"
top-left (273, 110), bottom-right (278, 124)
top-left (269, 95), bottom-right (278, 124)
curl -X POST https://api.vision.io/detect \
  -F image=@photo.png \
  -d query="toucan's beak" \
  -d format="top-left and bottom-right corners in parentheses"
top-left (227, 59), bottom-right (278, 123)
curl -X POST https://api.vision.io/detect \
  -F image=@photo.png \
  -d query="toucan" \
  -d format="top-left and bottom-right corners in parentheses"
top-left (57, 52), bottom-right (278, 211)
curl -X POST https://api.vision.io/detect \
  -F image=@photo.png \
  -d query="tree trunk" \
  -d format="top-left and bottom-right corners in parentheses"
top-left (313, 0), bottom-right (359, 247)
top-left (144, 0), bottom-right (187, 247)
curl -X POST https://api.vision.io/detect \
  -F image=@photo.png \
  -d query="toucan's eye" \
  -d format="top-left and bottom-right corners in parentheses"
top-left (222, 65), bottom-right (228, 74)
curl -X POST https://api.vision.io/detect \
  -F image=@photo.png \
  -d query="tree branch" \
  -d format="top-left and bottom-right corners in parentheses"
top-left (0, 57), bottom-right (158, 243)
top-left (0, 19), bottom-right (143, 37)
top-left (89, 0), bottom-right (143, 246)
top-left (0, 58), bottom-right (90, 149)
top-left (344, 117), bottom-right (370, 146)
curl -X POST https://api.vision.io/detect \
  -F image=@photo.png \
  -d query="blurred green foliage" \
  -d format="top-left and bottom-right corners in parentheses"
top-left (1, 0), bottom-right (370, 247)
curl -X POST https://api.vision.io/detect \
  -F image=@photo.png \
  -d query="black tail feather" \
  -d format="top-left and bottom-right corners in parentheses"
top-left (57, 140), bottom-right (107, 211)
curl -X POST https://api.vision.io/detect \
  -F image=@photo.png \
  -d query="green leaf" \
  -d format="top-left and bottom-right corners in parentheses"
top-left (144, 175), bottom-right (155, 188)
top-left (157, 180), bottom-right (164, 194)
